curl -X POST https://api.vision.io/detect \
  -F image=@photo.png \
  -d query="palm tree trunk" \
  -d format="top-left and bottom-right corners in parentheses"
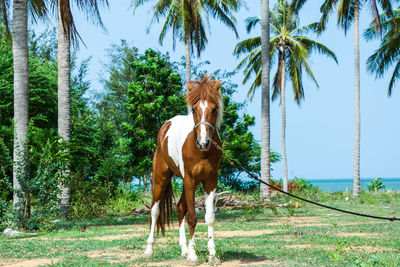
top-left (185, 32), bottom-right (191, 82)
top-left (280, 53), bottom-right (288, 192)
top-left (260, 0), bottom-right (271, 202)
top-left (353, 0), bottom-right (361, 197)
top-left (12, 0), bottom-right (29, 209)
top-left (57, 0), bottom-right (71, 214)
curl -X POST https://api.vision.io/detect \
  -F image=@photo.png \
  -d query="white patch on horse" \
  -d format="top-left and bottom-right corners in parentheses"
top-left (205, 189), bottom-right (216, 256)
top-left (199, 100), bottom-right (208, 145)
top-left (165, 114), bottom-right (194, 178)
top-left (179, 217), bottom-right (188, 257)
top-left (144, 201), bottom-right (160, 257)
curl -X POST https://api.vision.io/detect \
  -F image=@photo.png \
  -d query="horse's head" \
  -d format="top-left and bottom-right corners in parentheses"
top-left (186, 76), bottom-right (223, 151)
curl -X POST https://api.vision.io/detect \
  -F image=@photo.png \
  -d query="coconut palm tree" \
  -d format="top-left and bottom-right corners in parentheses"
top-left (53, 0), bottom-right (108, 215)
top-left (365, 9), bottom-right (400, 96)
top-left (318, 0), bottom-right (394, 197)
top-left (11, 0), bottom-right (47, 208)
top-left (133, 0), bottom-right (242, 82)
top-left (260, 0), bottom-right (271, 201)
top-left (234, 0), bottom-right (337, 193)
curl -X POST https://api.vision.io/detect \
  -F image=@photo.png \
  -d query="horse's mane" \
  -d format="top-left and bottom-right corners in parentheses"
top-left (186, 75), bottom-right (224, 129)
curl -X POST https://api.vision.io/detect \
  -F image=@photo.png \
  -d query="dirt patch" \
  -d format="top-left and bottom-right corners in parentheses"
top-left (111, 227), bottom-right (148, 233)
top-left (0, 258), bottom-right (59, 267)
top-left (334, 232), bottom-right (382, 237)
top-left (341, 221), bottom-right (387, 226)
top-left (284, 244), bottom-right (394, 253)
top-left (86, 247), bottom-right (140, 263)
top-left (215, 229), bottom-right (276, 237)
top-left (90, 233), bottom-right (142, 241)
top-left (285, 244), bottom-right (332, 250)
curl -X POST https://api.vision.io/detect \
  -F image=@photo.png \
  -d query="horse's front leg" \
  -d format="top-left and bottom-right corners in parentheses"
top-left (183, 177), bottom-right (198, 264)
top-left (204, 181), bottom-right (220, 264)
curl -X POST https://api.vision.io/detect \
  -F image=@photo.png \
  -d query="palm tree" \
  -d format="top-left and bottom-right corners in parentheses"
top-left (11, 0), bottom-right (47, 208)
top-left (365, 9), bottom-right (400, 96)
top-left (12, 0), bottom-right (29, 208)
top-left (318, 0), bottom-right (394, 197)
top-left (54, 0), bottom-right (108, 214)
top-left (260, 0), bottom-right (271, 201)
top-left (234, 0), bottom-right (337, 193)
top-left (133, 0), bottom-right (242, 82)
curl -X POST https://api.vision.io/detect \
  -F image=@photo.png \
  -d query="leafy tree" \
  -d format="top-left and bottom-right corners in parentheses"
top-left (368, 177), bottom-right (385, 192)
top-left (365, 9), bottom-right (400, 96)
top-left (318, 0), bottom-right (395, 197)
top-left (133, 0), bottom-right (242, 81)
top-left (0, 28), bottom-right (100, 223)
top-left (234, 0), bottom-right (337, 192)
top-left (125, 49), bottom-right (186, 183)
top-left (215, 72), bottom-right (280, 191)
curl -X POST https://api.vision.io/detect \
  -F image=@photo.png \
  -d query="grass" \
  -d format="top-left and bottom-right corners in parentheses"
top-left (1, 191), bottom-right (400, 266)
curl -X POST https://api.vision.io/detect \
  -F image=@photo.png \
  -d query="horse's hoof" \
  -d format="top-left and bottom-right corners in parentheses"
top-left (187, 255), bottom-right (199, 265)
top-left (208, 256), bottom-right (221, 265)
top-left (181, 250), bottom-right (188, 258)
top-left (143, 249), bottom-right (153, 258)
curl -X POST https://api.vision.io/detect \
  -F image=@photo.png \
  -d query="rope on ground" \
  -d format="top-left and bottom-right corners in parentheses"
top-left (212, 141), bottom-right (400, 222)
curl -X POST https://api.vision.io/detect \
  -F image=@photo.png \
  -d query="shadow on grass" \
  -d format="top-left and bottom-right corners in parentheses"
top-left (220, 250), bottom-right (266, 263)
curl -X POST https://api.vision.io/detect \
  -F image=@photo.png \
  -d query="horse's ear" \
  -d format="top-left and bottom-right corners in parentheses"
top-left (186, 82), bottom-right (194, 91)
top-left (214, 80), bottom-right (222, 90)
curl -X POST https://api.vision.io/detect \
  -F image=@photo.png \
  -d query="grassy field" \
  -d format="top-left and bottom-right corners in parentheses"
top-left (1, 193), bottom-right (400, 266)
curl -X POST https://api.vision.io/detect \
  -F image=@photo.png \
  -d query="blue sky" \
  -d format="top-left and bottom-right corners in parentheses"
top-left (35, 0), bottom-right (399, 180)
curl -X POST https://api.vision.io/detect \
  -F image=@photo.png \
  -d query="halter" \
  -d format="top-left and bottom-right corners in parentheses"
top-left (194, 121), bottom-right (216, 133)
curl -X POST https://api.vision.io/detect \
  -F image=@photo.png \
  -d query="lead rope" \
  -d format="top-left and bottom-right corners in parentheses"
top-left (212, 140), bottom-right (399, 222)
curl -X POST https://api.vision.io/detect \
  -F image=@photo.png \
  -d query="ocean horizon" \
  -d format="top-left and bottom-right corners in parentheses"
top-left (306, 178), bottom-right (400, 192)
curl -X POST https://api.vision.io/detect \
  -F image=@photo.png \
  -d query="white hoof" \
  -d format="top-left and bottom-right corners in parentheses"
top-left (181, 249), bottom-right (188, 258)
top-left (187, 254), bottom-right (199, 264)
top-left (143, 247), bottom-right (154, 258)
top-left (208, 255), bottom-right (221, 265)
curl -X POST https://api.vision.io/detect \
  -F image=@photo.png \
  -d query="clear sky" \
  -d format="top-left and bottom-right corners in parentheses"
top-left (35, 0), bottom-right (399, 180)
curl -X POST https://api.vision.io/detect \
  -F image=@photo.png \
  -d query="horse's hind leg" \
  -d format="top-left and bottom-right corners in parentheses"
top-left (144, 153), bottom-right (173, 258)
top-left (177, 188), bottom-right (188, 257)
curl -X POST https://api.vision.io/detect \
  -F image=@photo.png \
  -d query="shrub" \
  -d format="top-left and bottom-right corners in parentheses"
top-left (368, 177), bottom-right (385, 192)
top-left (68, 176), bottom-right (113, 220)
top-left (291, 177), bottom-right (318, 192)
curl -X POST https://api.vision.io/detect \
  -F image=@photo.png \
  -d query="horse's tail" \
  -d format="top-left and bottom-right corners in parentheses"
top-left (156, 180), bottom-right (173, 236)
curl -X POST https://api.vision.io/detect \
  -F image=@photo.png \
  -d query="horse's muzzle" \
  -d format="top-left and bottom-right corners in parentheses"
top-left (196, 139), bottom-right (211, 151)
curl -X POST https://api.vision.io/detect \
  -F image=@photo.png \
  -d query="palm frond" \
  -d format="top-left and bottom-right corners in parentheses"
top-left (387, 59), bottom-right (400, 96)
top-left (318, 0), bottom-right (340, 34)
top-left (296, 36), bottom-right (338, 63)
top-left (245, 16), bottom-right (260, 33)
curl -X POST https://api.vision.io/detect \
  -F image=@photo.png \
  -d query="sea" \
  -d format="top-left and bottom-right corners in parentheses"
top-left (307, 178), bottom-right (400, 192)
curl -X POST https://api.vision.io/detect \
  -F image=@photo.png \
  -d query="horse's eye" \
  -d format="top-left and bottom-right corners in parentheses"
top-left (192, 108), bottom-right (196, 114)
top-left (212, 108), bottom-right (217, 113)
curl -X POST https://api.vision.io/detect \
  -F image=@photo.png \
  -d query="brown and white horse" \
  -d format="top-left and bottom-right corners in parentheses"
top-left (144, 76), bottom-right (223, 264)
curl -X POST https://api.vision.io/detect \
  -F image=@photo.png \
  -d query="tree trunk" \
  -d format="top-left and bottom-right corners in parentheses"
top-left (57, 0), bottom-right (71, 214)
top-left (185, 32), bottom-right (191, 82)
top-left (353, 0), bottom-right (361, 198)
top-left (260, 0), bottom-right (271, 202)
top-left (12, 0), bottom-right (29, 209)
top-left (143, 175), bottom-right (148, 192)
top-left (280, 52), bottom-right (288, 192)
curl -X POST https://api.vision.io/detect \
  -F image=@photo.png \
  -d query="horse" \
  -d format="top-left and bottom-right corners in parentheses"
top-left (143, 76), bottom-right (223, 264)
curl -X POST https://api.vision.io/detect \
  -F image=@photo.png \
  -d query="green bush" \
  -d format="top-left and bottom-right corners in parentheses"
top-left (368, 177), bottom-right (385, 192)
top-left (68, 176), bottom-right (113, 220)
